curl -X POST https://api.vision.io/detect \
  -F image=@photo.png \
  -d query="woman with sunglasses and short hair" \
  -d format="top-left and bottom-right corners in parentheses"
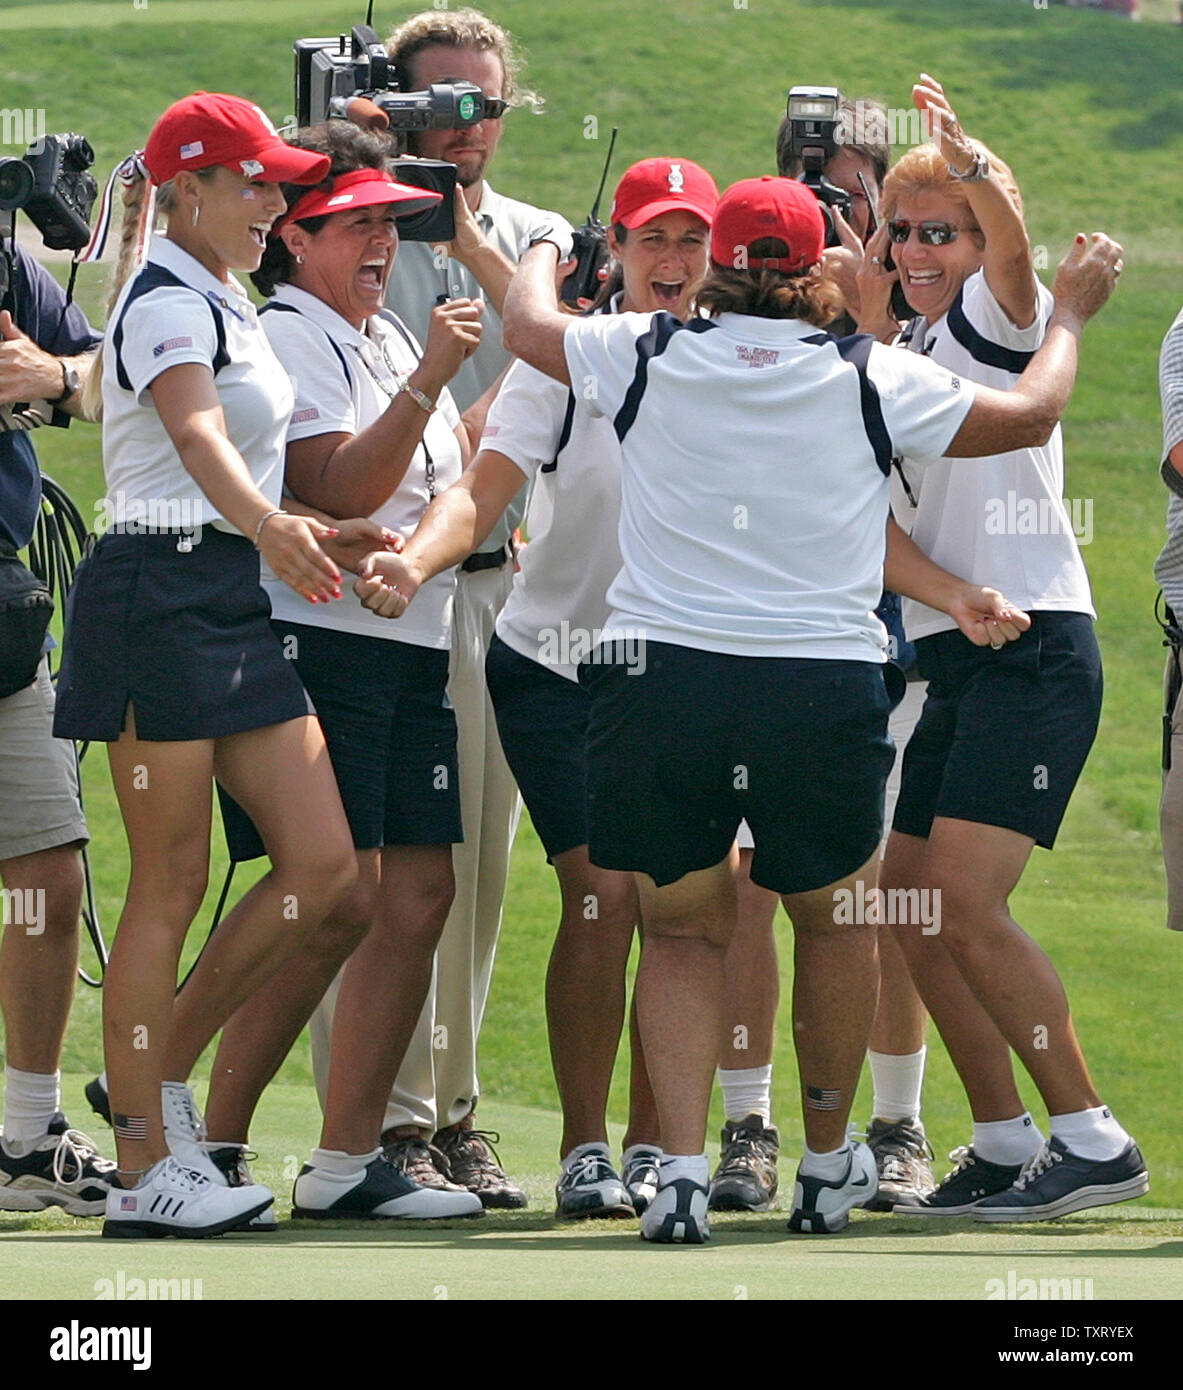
top-left (855, 75), bottom-right (1146, 1222)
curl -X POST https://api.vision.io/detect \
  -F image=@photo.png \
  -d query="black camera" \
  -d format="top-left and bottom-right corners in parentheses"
top-left (784, 87), bottom-right (851, 248)
top-left (0, 133), bottom-right (97, 253)
top-left (295, 22), bottom-right (499, 243)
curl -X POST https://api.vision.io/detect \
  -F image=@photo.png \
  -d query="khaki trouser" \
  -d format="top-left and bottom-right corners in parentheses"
top-left (309, 563), bottom-right (523, 1130)
top-left (1160, 647), bottom-right (1183, 931)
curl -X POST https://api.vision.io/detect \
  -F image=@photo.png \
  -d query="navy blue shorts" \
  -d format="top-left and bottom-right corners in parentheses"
top-left (579, 640), bottom-right (895, 895)
top-left (486, 632), bottom-right (589, 861)
top-left (53, 528), bottom-right (310, 743)
top-left (219, 621), bottom-right (461, 858)
top-left (892, 611), bottom-right (1101, 850)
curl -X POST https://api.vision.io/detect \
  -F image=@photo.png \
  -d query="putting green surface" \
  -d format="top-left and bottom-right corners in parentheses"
top-left (2, 1080), bottom-right (1180, 1303)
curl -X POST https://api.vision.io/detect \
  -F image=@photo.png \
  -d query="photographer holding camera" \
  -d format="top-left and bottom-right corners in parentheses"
top-left (309, 6), bottom-right (571, 1210)
top-left (0, 223), bottom-right (112, 1217)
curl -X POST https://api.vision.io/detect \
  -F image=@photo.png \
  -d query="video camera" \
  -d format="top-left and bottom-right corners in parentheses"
top-left (295, 21), bottom-right (502, 243)
top-left (784, 87), bottom-right (851, 248)
top-left (0, 133), bottom-right (97, 254)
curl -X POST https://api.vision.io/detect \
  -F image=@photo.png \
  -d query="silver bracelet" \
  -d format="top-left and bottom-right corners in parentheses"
top-left (253, 508), bottom-right (287, 548)
top-left (399, 377), bottom-right (436, 414)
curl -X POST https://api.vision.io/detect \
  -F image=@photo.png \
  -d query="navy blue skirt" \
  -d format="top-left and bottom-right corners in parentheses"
top-left (53, 527), bottom-right (312, 743)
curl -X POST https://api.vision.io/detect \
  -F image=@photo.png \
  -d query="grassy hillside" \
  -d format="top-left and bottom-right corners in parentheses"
top-left (2, 0), bottom-right (1182, 1202)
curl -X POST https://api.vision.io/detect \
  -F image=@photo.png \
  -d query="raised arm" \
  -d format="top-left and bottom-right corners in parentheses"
top-left (945, 232), bottom-right (1122, 458)
top-left (501, 242), bottom-right (572, 386)
top-left (914, 74), bottom-right (1037, 330)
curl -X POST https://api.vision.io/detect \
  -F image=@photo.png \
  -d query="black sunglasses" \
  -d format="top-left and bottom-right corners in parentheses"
top-left (480, 97), bottom-right (509, 120)
top-left (887, 219), bottom-right (962, 247)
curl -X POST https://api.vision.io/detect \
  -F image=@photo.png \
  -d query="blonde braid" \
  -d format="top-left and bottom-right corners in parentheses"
top-left (78, 171), bottom-right (156, 422)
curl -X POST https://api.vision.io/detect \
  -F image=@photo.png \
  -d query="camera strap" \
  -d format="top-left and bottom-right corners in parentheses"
top-left (1157, 590), bottom-right (1183, 771)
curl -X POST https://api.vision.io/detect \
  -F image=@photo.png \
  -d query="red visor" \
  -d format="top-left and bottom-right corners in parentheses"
top-left (276, 167), bottom-right (444, 230)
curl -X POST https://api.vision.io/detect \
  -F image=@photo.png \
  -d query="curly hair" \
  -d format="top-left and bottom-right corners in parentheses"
top-left (386, 6), bottom-right (541, 112)
top-left (696, 239), bottom-right (842, 324)
top-left (251, 122), bottom-right (396, 297)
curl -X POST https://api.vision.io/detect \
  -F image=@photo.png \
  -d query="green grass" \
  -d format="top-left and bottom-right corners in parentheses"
top-left (3, 0), bottom-right (1183, 1296)
top-left (2, 1077), bottom-right (1181, 1301)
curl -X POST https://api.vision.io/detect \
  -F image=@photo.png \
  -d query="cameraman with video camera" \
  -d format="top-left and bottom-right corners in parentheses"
top-left (308, 7), bottom-right (571, 1210)
top-left (0, 197), bottom-right (111, 1216)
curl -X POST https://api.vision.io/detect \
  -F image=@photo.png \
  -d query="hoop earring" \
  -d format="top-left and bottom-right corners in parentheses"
top-left (295, 254), bottom-right (304, 265)
top-left (192, 204), bottom-right (200, 227)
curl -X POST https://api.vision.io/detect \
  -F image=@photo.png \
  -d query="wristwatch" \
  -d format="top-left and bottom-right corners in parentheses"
top-left (948, 150), bottom-right (990, 184)
top-left (50, 361), bottom-right (81, 405)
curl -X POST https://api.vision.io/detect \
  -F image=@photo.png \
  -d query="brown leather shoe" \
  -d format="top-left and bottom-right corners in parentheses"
top-left (432, 1117), bottom-right (527, 1210)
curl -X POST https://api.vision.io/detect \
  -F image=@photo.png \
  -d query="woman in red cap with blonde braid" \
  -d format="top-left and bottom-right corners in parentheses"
top-left (54, 93), bottom-right (359, 1238)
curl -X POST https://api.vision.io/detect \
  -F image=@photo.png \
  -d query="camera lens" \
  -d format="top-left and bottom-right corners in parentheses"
top-left (0, 157), bottom-right (34, 210)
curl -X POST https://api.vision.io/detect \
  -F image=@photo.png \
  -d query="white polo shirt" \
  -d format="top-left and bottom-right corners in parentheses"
top-left (563, 310), bottom-right (976, 662)
top-left (485, 304), bottom-right (624, 682)
top-left (101, 235), bottom-right (291, 533)
top-left (896, 269), bottom-right (1095, 640)
top-left (260, 284), bottom-right (463, 649)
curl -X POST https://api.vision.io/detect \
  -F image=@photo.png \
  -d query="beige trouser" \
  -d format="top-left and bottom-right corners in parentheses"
top-left (309, 563), bottom-right (523, 1130)
top-left (1160, 648), bottom-right (1183, 931)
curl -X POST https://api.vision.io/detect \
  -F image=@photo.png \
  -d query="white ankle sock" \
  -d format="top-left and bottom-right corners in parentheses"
top-left (973, 1113), bottom-right (1044, 1166)
top-left (658, 1152), bottom-right (709, 1184)
top-left (1050, 1105), bottom-right (1131, 1161)
top-left (718, 1064), bottom-right (773, 1124)
top-left (868, 1047), bottom-right (926, 1124)
top-left (801, 1143), bottom-right (850, 1181)
top-left (2, 1066), bottom-right (60, 1150)
top-left (309, 1147), bottom-right (378, 1179)
top-left (561, 1141), bottom-right (611, 1170)
top-left (621, 1143), bottom-right (662, 1164)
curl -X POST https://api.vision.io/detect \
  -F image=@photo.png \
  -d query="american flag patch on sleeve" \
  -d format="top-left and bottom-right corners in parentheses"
top-left (805, 1086), bottom-right (841, 1111)
top-left (291, 407), bottom-right (320, 424)
top-left (153, 337), bottom-right (194, 357)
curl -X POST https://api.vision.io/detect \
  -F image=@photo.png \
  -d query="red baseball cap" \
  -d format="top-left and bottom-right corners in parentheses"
top-left (276, 168), bottom-right (443, 230)
top-left (710, 176), bottom-right (826, 273)
top-left (608, 157), bottom-right (718, 229)
top-left (144, 93), bottom-right (330, 185)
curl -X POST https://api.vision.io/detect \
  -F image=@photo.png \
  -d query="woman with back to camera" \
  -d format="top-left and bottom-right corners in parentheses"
top-left (52, 94), bottom-right (358, 1239)
top-left (195, 122), bottom-right (486, 1220)
top-left (855, 74), bottom-right (1146, 1222)
top-left (355, 157), bottom-right (714, 1220)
